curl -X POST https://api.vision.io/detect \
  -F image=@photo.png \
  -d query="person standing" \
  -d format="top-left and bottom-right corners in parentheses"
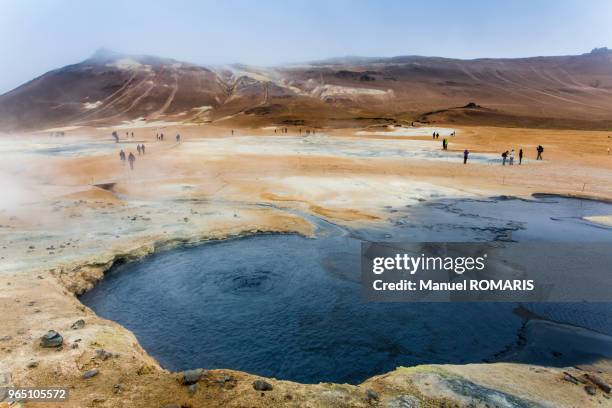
top-left (509, 149), bottom-right (515, 166)
top-left (536, 145), bottom-right (544, 160)
top-left (128, 152), bottom-right (136, 170)
top-left (502, 150), bottom-right (508, 166)
top-left (119, 149), bottom-right (126, 164)
top-left (519, 149), bottom-right (523, 165)
top-left (141, 144), bottom-right (145, 154)
top-left (137, 144), bottom-right (142, 155)
top-left (463, 149), bottom-right (469, 164)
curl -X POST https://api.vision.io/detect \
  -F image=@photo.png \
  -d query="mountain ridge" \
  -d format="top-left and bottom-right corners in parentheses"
top-left (2, 48), bottom-right (612, 131)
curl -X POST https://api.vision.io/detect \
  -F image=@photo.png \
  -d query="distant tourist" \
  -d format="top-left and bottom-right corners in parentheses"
top-left (119, 149), bottom-right (126, 164)
top-left (502, 150), bottom-right (508, 165)
top-left (509, 149), bottom-right (515, 165)
top-left (141, 144), bottom-right (145, 154)
top-left (128, 152), bottom-right (136, 170)
top-left (137, 144), bottom-right (141, 155)
top-left (536, 145), bottom-right (544, 160)
top-left (463, 149), bottom-right (469, 164)
top-left (161, 133), bottom-right (164, 141)
top-left (519, 149), bottom-right (523, 165)
top-left (176, 134), bottom-right (181, 143)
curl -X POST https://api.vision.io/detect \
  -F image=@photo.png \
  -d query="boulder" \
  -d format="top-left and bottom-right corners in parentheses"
top-left (71, 319), bottom-right (85, 330)
top-left (253, 379), bottom-right (273, 391)
top-left (181, 368), bottom-right (204, 385)
top-left (83, 368), bottom-right (99, 379)
top-left (40, 330), bottom-right (63, 348)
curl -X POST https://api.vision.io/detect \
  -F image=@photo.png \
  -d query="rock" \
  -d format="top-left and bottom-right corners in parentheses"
top-left (71, 319), bottom-right (85, 330)
top-left (0, 335), bottom-right (11, 341)
top-left (27, 361), bottom-right (39, 368)
top-left (585, 374), bottom-right (611, 393)
top-left (366, 389), bottom-right (379, 401)
top-left (188, 383), bottom-right (198, 395)
top-left (181, 368), bottom-right (204, 385)
top-left (563, 371), bottom-right (584, 385)
top-left (385, 395), bottom-right (421, 408)
top-left (96, 349), bottom-right (113, 360)
top-left (585, 385), bottom-right (597, 396)
top-left (253, 379), bottom-right (273, 391)
top-left (113, 384), bottom-right (123, 394)
top-left (83, 368), bottom-right (99, 379)
top-left (40, 330), bottom-right (63, 348)
top-left (162, 405), bottom-right (180, 408)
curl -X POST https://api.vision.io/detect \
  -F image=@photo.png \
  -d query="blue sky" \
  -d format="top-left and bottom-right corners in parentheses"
top-left (1, 0), bottom-right (611, 93)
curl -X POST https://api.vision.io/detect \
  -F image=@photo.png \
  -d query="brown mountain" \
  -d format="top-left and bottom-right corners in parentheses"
top-left (2, 47), bottom-right (612, 131)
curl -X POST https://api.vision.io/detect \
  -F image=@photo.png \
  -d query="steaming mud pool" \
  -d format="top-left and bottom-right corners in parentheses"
top-left (80, 195), bottom-right (612, 384)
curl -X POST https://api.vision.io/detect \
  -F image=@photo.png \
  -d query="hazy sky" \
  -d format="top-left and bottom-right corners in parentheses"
top-left (1, 0), bottom-right (612, 93)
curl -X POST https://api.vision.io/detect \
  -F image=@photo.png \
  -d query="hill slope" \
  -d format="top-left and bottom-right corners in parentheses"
top-left (2, 48), bottom-right (612, 130)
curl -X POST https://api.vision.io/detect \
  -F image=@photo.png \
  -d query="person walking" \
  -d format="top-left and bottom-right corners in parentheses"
top-left (519, 149), bottom-right (523, 165)
top-left (463, 149), bottom-right (469, 164)
top-left (128, 152), bottom-right (136, 170)
top-left (509, 149), bottom-right (515, 165)
top-left (176, 134), bottom-right (181, 143)
top-left (141, 144), bottom-right (145, 154)
top-left (119, 149), bottom-right (126, 164)
top-left (502, 150), bottom-right (508, 165)
top-left (536, 145), bottom-right (544, 160)
top-left (137, 144), bottom-right (142, 155)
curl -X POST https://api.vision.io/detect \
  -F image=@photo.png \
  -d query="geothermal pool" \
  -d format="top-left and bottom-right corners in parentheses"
top-left (80, 195), bottom-right (612, 384)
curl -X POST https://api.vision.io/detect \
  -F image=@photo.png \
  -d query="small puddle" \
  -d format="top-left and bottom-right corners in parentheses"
top-left (80, 195), bottom-right (612, 384)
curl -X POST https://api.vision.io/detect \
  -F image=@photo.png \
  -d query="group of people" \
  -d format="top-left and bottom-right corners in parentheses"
top-left (499, 145), bottom-right (545, 165)
top-left (501, 149), bottom-right (521, 165)
top-left (136, 144), bottom-right (146, 155)
top-left (119, 149), bottom-right (136, 170)
top-left (433, 131), bottom-right (456, 140)
top-left (154, 132), bottom-right (181, 142)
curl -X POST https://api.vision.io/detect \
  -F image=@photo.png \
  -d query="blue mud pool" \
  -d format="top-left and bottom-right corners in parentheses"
top-left (80, 195), bottom-right (612, 384)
